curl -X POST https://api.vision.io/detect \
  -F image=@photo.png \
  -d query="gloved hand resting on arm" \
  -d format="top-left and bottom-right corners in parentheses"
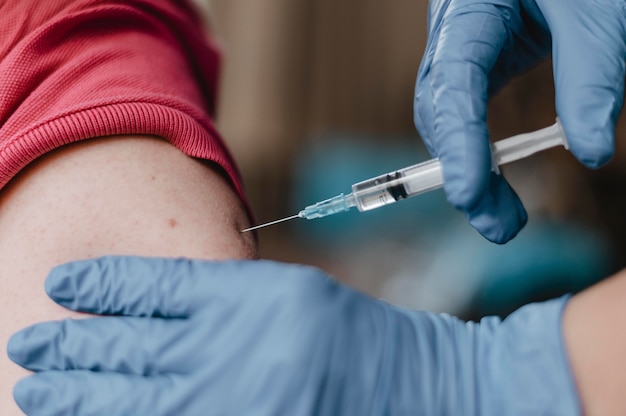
top-left (8, 256), bottom-right (579, 415)
top-left (414, 0), bottom-right (626, 243)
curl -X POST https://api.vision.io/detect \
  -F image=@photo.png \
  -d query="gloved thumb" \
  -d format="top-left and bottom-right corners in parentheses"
top-left (548, 2), bottom-right (626, 168)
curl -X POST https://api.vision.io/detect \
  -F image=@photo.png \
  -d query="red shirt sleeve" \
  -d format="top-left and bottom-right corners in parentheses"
top-left (0, 0), bottom-right (249, 211)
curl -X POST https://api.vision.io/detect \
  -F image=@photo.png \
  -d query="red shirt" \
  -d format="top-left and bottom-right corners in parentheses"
top-left (0, 0), bottom-right (247, 205)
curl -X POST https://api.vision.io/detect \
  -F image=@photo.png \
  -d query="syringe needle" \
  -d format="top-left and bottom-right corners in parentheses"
top-left (240, 214), bottom-right (301, 233)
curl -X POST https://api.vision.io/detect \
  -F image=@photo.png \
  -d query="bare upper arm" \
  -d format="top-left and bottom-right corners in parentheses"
top-left (0, 135), bottom-right (257, 414)
top-left (563, 268), bottom-right (626, 415)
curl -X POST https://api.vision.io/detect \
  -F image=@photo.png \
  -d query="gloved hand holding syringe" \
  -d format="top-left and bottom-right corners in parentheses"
top-left (241, 121), bottom-right (568, 233)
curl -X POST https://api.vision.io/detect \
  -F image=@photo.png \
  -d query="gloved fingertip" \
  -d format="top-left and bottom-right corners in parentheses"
top-left (557, 86), bottom-right (620, 169)
top-left (469, 208), bottom-right (527, 244)
top-left (466, 174), bottom-right (528, 244)
top-left (45, 260), bottom-right (94, 308)
top-left (564, 125), bottom-right (615, 169)
top-left (7, 322), bottom-right (61, 371)
top-left (13, 378), bottom-right (32, 412)
top-left (7, 332), bottom-right (25, 366)
top-left (13, 375), bottom-right (52, 413)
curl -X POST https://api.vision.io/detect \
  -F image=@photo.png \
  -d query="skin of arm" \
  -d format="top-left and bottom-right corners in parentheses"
top-left (563, 269), bottom-right (626, 416)
top-left (0, 134), bottom-right (257, 415)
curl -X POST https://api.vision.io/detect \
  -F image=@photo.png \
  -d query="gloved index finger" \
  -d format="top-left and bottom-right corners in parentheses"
top-left (417, 2), bottom-right (514, 211)
top-left (46, 256), bottom-right (239, 318)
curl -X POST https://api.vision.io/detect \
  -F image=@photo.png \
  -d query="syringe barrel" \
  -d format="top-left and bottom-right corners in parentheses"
top-left (351, 159), bottom-right (443, 212)
top-left (350, 121), bottom-right (567, 213)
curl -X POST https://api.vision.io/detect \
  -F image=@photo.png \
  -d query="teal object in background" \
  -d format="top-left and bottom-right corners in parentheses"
top-left (291, 135), bottom-right (611, 318)
top-left (383, 218), bottom-right (611, 319)
top-left (290, 134), bottom-right (451, 244)
top-left (472, 220), bottom-right (610, 317)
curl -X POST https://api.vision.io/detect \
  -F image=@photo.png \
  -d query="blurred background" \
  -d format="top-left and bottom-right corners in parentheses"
top-left (198, 0), bottom-right (625, 320)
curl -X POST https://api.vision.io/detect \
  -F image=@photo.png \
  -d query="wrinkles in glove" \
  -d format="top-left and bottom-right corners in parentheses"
top-left (414, 0), bottom-right (626, 243)
top-left (9, 256), bottom-right (580, 415)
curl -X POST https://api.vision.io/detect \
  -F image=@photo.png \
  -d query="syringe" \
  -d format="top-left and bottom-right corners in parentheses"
top-left (241, 121), bottom-right (567, 233)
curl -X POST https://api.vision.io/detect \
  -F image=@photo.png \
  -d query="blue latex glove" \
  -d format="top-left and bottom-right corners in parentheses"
top-left (414, 0), bottom-right (626, 243)
top-left (9, 256), bottom-right (580, 415)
